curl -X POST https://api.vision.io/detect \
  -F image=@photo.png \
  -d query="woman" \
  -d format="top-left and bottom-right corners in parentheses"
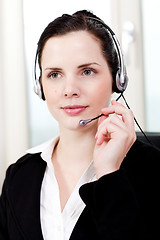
top-left (0, 10), bottom-right (160, 240)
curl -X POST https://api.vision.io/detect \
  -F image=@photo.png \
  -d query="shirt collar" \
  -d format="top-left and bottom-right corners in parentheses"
top-left (26, 136), bottom-right (96, 181)
top-left (26, 136), bottom-right (60, 164)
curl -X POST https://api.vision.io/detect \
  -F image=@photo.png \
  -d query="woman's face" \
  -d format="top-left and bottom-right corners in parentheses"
top-left (41, 30), bottom-right (112, 131)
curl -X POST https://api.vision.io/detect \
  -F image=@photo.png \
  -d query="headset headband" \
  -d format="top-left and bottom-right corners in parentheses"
top-left (34, 15), bottom-right (128, 100)
top-left (86, 16), bottom-right (128, 91)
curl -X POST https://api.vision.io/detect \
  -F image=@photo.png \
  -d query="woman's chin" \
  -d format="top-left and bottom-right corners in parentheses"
top-left (59, 117), bottom-right (98, 132)
top-left (58, 118), bottom-right (81, 130)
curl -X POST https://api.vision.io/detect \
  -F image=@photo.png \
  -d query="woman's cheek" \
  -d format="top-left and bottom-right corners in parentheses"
top-left (93, 83), bottom-right (112, 108)
top-left (44, 85), bottom-right (58, 102)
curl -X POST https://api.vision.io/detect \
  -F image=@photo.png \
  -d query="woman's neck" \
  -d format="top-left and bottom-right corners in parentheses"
top-left (52, 127), bottom-right (97, 212)
top-left (53, 126), bottom-right (97, 168)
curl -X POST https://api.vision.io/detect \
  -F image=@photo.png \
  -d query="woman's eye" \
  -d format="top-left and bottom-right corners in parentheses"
top-left (49, 72), bottom-right (61, 79)
top-left (83, 69), bottom-right (95, 76)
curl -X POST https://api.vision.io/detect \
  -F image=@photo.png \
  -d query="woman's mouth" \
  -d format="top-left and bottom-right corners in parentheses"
top-left (62, 105), bottom-right (88, 115)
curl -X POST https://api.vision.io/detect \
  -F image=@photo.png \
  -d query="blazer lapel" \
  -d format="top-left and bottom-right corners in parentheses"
top-left (7, 153), bottom-right (46, 240)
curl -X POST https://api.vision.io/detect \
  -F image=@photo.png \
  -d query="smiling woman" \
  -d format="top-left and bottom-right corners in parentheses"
top-left (0, 9), bottom-right (160, 240)
top-left (41, 31), bottom-right (112, 130)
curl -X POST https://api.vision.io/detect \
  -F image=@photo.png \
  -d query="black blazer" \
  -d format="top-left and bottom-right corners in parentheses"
top-left (0, 140), bottom-right (160, 240)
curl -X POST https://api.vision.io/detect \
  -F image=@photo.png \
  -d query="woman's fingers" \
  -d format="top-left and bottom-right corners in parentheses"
top-left (96, 114), bottom-right (128, 145)
top-left (94, 101), bottom-right (136, 177)
top-left (96, 101), bottom-right (136, 146)
top-left (100, 100), bottom-right (135, 128)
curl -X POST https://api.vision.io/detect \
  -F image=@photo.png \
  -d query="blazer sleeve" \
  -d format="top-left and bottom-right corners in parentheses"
top-left (0, 167), bottom-right (10, 240)
top-left (79, 169), bottom-right (147, 240)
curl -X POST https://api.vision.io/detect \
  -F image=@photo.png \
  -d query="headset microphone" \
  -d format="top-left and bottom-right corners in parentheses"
top-left (79, 94), bottom-right (122, 127)
top-left (79, 114), bottom-right (104, 126)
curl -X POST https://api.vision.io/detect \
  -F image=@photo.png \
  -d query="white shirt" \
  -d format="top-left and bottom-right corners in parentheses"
top-left (27, 137), bottom-right (97, 240)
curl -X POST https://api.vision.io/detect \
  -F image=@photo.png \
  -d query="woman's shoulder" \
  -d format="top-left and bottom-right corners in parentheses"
top-left (4, 137), bottom-right (58, 183)
top-left (5, 153), bottom-right (44, 182)
top-left (122, 138), bottom-right (160, 173)
top-left (127, 138), bottom-right (160, 158)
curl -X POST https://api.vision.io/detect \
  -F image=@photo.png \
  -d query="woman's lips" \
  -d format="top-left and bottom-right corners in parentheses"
top-left (62, 105), bottom-right (88, 115)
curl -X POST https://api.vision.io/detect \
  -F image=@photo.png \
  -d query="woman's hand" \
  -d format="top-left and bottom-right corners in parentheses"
top-left (93, 100), bottom-right (136, 179)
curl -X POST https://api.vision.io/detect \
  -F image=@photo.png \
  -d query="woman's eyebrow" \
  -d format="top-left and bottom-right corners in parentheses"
top-left (44, 67), bottom-right (62, 71)
top-left (44, 63), bottom-right (101, 71)
top-left (78, 62), bottom-right (101, 68)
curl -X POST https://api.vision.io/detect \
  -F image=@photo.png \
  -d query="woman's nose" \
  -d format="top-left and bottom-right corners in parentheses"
top-left (63, 78), bottom-right (80, 98)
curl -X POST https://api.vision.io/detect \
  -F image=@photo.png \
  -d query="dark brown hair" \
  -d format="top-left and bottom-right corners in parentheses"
top-left (37, 10), bottom-right (119, 80)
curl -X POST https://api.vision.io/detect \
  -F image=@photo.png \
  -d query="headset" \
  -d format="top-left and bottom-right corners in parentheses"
top-left (34, 50), bottom-right (44, 100)
top-left (33, 16), bottom-right (128, 100)
top-left (33, 15), bottom-right (153, 145)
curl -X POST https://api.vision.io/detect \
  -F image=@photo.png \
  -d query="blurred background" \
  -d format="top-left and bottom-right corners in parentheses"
top-left (0, 0), bottom-right (160, 189)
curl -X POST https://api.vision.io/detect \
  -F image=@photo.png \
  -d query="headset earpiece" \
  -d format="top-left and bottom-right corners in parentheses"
top-left (114, 69), bottom-right (128, 93)
top-left (34, 78), bottom-right (42, 99)
top-left (34, 50), bottom-right (45, 100)
top-left (34, 77), bottom-right (45, 100)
